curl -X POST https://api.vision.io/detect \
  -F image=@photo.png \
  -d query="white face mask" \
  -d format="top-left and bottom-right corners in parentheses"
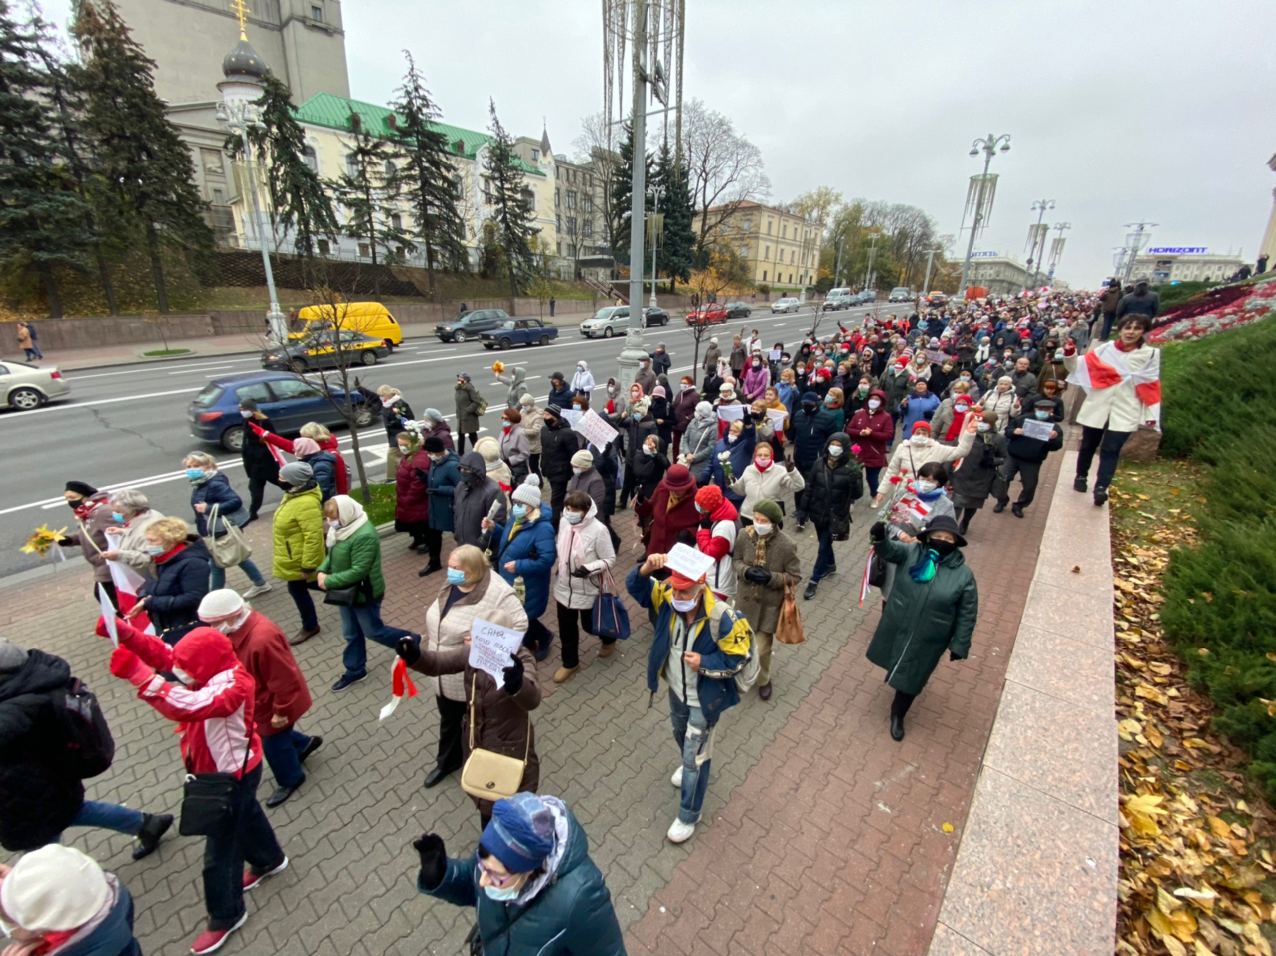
top-left (753, 521), bottom-right (773, 536)
top-left (564, 511), bottom-right (584, 525)
top-left (915, 479), bottom-right (938, 494)
top-left (172, 666), bottom-right (196, 687)
top-left (643, 446), bottom-right (657, 456)
top-left (326, 519), bottom-right (340, 530)
top-left (827, 445), bottom-right (844, 458)
top-left (671, 596), bottom-right (699, 614)
top-left (867, 399), bottom-right (882, 411)
top-left (572, 467), bottom-right (586, 476)
top-left (976, 422), bottom-right (991, 433)
top-left (484, 882), bottom-right (522, 902)
top-left (910, 434), bottom-right (931, 446)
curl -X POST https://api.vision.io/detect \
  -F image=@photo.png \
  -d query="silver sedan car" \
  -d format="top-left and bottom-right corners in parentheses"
top-left (0, 360), bottom-right (70, 411)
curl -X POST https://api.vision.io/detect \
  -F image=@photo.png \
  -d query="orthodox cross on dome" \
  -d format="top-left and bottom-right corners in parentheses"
top-left (231, 0), bottom-right (251, 40)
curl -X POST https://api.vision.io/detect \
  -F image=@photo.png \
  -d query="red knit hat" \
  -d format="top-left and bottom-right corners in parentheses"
top-left (695, 484), bottom-right (723, 512)
top-left (912, 420), bottom-right (932, 433)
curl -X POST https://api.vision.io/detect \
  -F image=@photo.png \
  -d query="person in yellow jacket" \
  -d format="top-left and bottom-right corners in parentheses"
top-left (272, 462), bottom-right (326, 646)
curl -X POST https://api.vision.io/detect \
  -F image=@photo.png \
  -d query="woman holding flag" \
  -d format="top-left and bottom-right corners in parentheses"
top-left (1063, 313), bottom-right (1161, 506)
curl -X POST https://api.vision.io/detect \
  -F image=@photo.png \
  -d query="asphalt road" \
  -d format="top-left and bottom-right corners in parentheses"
top-left (0, 301), bottom-right (888, 581)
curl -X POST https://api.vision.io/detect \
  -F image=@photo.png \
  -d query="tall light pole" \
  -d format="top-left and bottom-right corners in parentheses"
top-left (216, 10), bottom-right (286, 345)
top-left (833, 233), bottom-right (845, 287)
top-left (863, 234), bottom-right (878, 291)
top-left (921, 243), bottom-right (943, 296)
top-left (648, 183), bottom-right (663, 307)
top-left (959, 132), bottom-right (1012, 296)
top-left (626, 0), bottom-right (649, 315)
top-left (1120, 221), bottom-right (1157, 284)
top-left (1024, 198), bottom-right (1054, 289)
top-left (1046, 221), bottom-right (1070, 282)
top-left (1112, 246), bottom-right (1130, 280)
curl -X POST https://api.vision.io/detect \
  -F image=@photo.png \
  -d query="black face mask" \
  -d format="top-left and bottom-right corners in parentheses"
top-left (929, 539), bottom-right (958, 557)
top-left (278, 483), bottom-right (293, 493)
top-left (751, 412), bottom-right (764, 421)
top-left (66, 498), bottom-right (82, 509)
top-left (462, 471), bottom-right (482, 485)
top-left (802, 403), bottom-right (817, 414)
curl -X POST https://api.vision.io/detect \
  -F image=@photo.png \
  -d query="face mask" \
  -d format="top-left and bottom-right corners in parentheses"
top-left (446, 568), bottom-right (467, 586)
top-left (955, 403), bottom-right (969, 412)
top-left (398, 446), bottom-right (411, 457)
top-left (66, 497), bottom-right (82, 509)
top-left (172, 666), bottom-right (196, 687)
top-left (755, 457), bottom-right (772, 471)
top-left (867, 399), bottom-right (882, 411)
top-left (915, 479), bottom-right (938, 494)
top-left (511, 503), bottom-right (528, 519)
top-left (910, 434), bottom-right (931, 446)
top-left (929, 539), bottom-right (957, 558)
top-left (381, 396), bottom-right (397, 408)
top-left (726, 434), bottom-right (739, 444)
top-left (484, 883), bottom-right (521, 902)
top-left (564, 510), bottom-right (584, 524)
top-left (111, 511), bottom-right (126, 524)
top-left (185, 468), bottom-right (206, 481)
top-left (827, 444), bottom-right (844, 458)
top-left (240, 408), bottom-right (253, 418)
top-left (145, 544), bottom-right (165, 556)
top-left (858, 386), bottom-right (870, 395)
top-left (671, 596), bottom-right (699, 614)
top-left (429, 454), bottom-right (444, 464)
top-left (976, 421), bottom-right (991, 433)
top-left (1034, 410), bottom-right (1051, 420)
top-left (824, 398), bottom-right (836, 408)
top-left (753, 521), bottom-right (773, 536)
top-left (643, 446), bottom-right (657, 457)
top-left (751, 411), bottom-right (764, 421)
top-left (679, 383), bottom-right (690, 392)
top-left (463, 471), bottom-right (482, 485)
top-left (802, 403), bottom-right (817, 414)
top-left (326, 518), bottom-right (340, 530)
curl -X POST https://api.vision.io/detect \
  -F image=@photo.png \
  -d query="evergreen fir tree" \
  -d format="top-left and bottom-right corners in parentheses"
top-left (387, 51), bottom-right (469, 294)
top-left (0, 1), bottom-right (92, 318)
top-left (483, 99), bottom-right (538, 300)
top-left (654, 143), bottom-right (694, 289)
top-left (236, 74), bottom-right (337, 274)
top-left (332, 110), bottom-right (414, 287)
top-left (72, 0), bottom-right (212, 313)
top-left (609, 121), bottom-right (652, 269)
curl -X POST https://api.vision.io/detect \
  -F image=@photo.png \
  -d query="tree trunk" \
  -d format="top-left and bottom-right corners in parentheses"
top-left (93, 244), bottom-right (119, 315)
top-left (37, 263), bottom-right (64, 319)
top-left (145, 222), bottom-right (170, 313)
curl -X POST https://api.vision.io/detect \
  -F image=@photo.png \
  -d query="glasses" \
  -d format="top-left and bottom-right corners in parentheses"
top-left (476, 858), bottom-right (521, 888)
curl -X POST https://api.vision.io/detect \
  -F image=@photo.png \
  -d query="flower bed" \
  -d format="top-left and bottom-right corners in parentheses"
top-left (1148, 281), bottom-right (1276, 344)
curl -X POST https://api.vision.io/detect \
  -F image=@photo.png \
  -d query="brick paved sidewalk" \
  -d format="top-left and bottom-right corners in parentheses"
top-left (0, 453), bottom-right (1061, 954)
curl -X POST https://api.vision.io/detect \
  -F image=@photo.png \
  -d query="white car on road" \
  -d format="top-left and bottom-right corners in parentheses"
top-left (0, 360), bottom-right (70, 411)
top-left (770, 297), bottom-right (801, 314)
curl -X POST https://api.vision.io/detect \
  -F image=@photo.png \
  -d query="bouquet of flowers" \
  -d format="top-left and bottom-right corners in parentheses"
top-left (21, 525), bottom-right (68, 560)
top-left (717, 450), bottom-right (735, 486)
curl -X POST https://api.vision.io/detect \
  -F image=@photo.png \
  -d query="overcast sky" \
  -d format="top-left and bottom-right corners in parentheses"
top-left (52, 0), bottom-right (1275, 286)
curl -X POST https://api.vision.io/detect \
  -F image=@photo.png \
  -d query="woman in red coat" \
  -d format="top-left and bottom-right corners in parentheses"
top-left (393, 429), bottom-right (432, 551)
top-left (846, 387), bottom-right (895, 499)
top-left (637, 463), bottom-right (700, 556)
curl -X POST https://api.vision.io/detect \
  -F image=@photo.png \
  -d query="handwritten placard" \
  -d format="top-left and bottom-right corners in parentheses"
top-left (468, 617), bottom-right (525, 683)
top-left (571, 408), bottom-right (617, 448)
top-left (1021, 418), bottom-right (1056, 442)
top-left (664, 542), bottom-right (715, 583)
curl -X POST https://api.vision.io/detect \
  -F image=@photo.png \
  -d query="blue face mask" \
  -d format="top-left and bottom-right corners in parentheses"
top-left (111, 511), bottom-right (126, 524)
top-left (185, 468), bottom-right (206, 481)
top-left (1034, 410), bottom-right (1051, 420)
top-left (483, 883), bottom-right (521, 902)
top-left (511, 503), bottom-right (528, 519)
top-left (446, 568), bottom-right (466, 586)
top-left (144, 544), bottom-right (165, 556)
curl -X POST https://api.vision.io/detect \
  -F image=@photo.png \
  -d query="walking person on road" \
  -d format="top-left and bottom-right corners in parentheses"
top-left (134, 517), bottom-right (211, 645)
top-left (551, 491), bottom-right (616, 685)
top-left (547, 372), bottom-right (574, 409)
top-left (484, 476), bottom-right (557, 661)
top-left (627, 553), bottom-right (753, 843)
top-left (570, 360), bottom-right (595, 397)
top-left (237, 399), bottom-right (284, 522)
top-left (493, 361), bottom-right (529, 409)
top-left (394, 428), bottom-right (432, 553)
top-left (16, 321), bottom-right (41, 361)
top-left (732, 499), bottom-right (802, 701)
top-left (102, 488), bottom-right (165, 580)
top-left (353, 383), bottom-right (413, 481)
top-left (866, 515), bottom-right (978, 742)
top-left (453, 452), bottom-right (507, 548)
top-left (801, 433), bottom-right (863, 601)
top-left (397, 545), bottom-right (538, 826)
top-left (518, 394), bottom-right (543, 475)
top-left (272, 462), bottom-right (325, 646)
top-left (194, 590), bottom-right (320, 808)
top-left (411, 792), bottom-right (625, 955)
top-left (539, 405), bottom-right (583, 526)
top-left (59, 481), bottom-right (119, 607)
top-left (418, 437), bottom-right (459, 577)
top-left (0, 639), bottom-right (173, 859)
top-left (454, 372), bottom-right (483, 456)
top-left (992, 399), bottom-right (1064, 519)
top-left (951, 409), bottom-right (1006, 536)
top-left (184, 453), bottom-right (271, 598)
top-left (102, 627), bottom-right (289, 955)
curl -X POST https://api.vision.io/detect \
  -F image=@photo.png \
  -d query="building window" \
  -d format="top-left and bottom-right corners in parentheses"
top-left (583, 221), bottom-right (593, 237)
top-left (781, 224), bottom-right (787, 238)
top-left (764, 245), bottom-right (770, 259)
top-left (302, 145), bottom-right (318, 172)
top-left (211, 186), bottom-right (226, 204)
top-left (345, 153), bottom-right (359, 178)
top-left (766, 220), bottom-right (772, 235)
top-left (567, 216), bottom-right (577, 234)
top-left (310, 3), bottom-right (323, 20)
top-left (788, 273), bottom-right (794, 283)
top-left (383, 159), bottom-right (396, 178)
top-left (531, 148), bottom-right (540, 162)
top-left (554, 188), bottom-right (560, 208)
top-left (390, 212), bottom-right (403, 231)
top-left (358, 242), bottom-right (370, 258)
top-left (763, 270), bottom-right (768, 282)
top-left (566, 191), bottom-right (576, 209)
top-left (317, 238), bottom-right (330, 255)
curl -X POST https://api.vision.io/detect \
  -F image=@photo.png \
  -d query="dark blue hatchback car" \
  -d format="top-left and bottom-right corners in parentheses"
top-left (188, 371), bottom-right (374, 451)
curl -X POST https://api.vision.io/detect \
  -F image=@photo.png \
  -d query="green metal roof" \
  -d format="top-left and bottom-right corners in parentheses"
top-left (293, 92), bottom-right (545, 177)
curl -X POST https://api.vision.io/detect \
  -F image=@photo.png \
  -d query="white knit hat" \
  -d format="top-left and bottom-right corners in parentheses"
top-left (0, 845), bottom-right (110, 931)
top-left (198, 588), bottom-right (245, 622)
top-left (511, 474), bottom-right (542, 507)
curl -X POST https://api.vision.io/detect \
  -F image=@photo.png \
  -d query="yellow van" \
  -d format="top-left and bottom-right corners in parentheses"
top-left (289, 301), bottom-right (403, 348)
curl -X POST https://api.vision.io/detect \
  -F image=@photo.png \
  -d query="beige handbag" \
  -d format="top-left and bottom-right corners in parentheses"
top-left (459, 674), bottom-right (529, 801)
top-left (202, 504), bottom-right (252, 570)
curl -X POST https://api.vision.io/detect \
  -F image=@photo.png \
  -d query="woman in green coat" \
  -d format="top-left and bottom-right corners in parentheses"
top-left (272, 461), bottom-right (326, 646)
top-left (317, 494), bottom-right (415, 691)
top-left (866, 514), bottom-right (978, 742)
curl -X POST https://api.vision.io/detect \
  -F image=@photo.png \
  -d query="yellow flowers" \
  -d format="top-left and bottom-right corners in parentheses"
top-left (19, 525), bottom-right (67, 558)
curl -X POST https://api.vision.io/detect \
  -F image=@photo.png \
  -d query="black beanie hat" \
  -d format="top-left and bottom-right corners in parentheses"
top-left (423, 436), bottom-right (446, 453)
top-left (65, 480), bottom-right (97, 497)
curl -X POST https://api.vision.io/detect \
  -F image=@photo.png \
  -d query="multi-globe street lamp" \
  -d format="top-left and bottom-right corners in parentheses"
top-left (958, 133), bottom-right (1011, 295)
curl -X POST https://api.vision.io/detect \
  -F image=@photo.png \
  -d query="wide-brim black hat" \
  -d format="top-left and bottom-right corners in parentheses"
top-left (921, 514), bottom-right (967, 549)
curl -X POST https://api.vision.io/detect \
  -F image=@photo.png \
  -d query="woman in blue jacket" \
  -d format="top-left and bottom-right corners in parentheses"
top-left (413, 792), bottom-right (625, 956)
top-left (182, 452), bottom-right (270, 596)
top-left (419, 437), bottom-right (460, 577)
top-left (899, 379), bottom-right (941, 439)
top-left (484, 476), bottom-right (557, 660)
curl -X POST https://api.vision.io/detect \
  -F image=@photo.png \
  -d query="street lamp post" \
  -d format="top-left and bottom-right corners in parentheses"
top-left (1025, 198), bottom-right (1054, 290)
top-left (648, 184), bottom-right (663, 308)
top-left (216, 32), bottom-right (286, 345)
top-left (1112, 246), bottom-right (1130, 280)
top-left (921, 244), bottom-right (942, 297)
top-left (863, 234), bottom-right (877, 291)
top-left (958, 133), bottom-right (1012, 296)
top-left (1046, 221), bottom-right (1070, 282)
top-left (1120, 221), bottom-right (1157, 284)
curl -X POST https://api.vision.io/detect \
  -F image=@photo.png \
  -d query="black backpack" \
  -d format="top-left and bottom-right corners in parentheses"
top-left (56, 678), bottom-right (115, 778)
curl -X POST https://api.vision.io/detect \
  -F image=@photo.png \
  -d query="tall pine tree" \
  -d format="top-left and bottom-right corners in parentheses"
top-left (73, 0), bottom-right (212, 313)
top-left (484, 99), bottom-right (537, 300)
top-left (654, 143), bottom-right (694, 289)
top-left (608, 121), bottom-right (652, 268)
top-left (387, 51), bottom-right (468, 295)
top-left (235, 74), bottom-right (337, 277)
top-left (333, 110), bottom-right (413, 288)
top-left (0, 1), bottom-right (92, 318)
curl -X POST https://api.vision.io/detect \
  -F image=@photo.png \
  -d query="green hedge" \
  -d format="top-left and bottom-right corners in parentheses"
top-left (1153, 280), bottom-right (1220, 312)
top-left (1158, 317), bottom-right (1276, 800)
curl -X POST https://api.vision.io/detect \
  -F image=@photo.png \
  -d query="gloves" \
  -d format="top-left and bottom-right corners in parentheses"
top-left (413, 833), bottom-right (447, 890)
top-left (743, 565), bottom-right (770, 584)
top-left (108, 646), bottom-right (153, 686)
top-left (570, 566), bottom-right (592, 578)
top-left (869, 521), bottom-right (887, 543)
top-left (501, 653), bottom-right (524, 696)
top-left (396, 636), bottom-right (422, 666)
top-left (950, 651), bottom-right (967, 662)
top-left (95, 616), bottom-right (140, 646)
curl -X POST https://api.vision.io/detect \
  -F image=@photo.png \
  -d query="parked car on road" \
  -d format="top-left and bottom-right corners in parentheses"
top-left (723, 302), bottom-right (752, 318)
top-left (288, 301), bottom-right (402, 349)
top-left (435, 308), bottom-right (510, 343)
top-left (821, 293), bottom-right (852, 312)
top-left (853, 289), bottom-right (878, 304)
top-left (0, 361), bottom-right (69, 411)
top-left (926, 291), bottom-right (949, 308)
top-left (686, 304), bottom-right (728, 326)
top-left (888, 287), bottom-right (913, 303)
top-left (481, 317), bottom-right (560, 349)
top-left (262, 330), bottom-right (390, 372)
top-left (579, 305), bottom-right (668, 338)
top-left (770, 297), bottom-right (801, 314)
top-left (188, 371), bottom-right (374, 452)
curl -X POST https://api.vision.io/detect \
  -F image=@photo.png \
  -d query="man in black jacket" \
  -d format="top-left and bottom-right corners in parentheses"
top-left (791, 391), bottom-right (838, 530)
top-left (1116, 278), bottom-right (1160, 323)
top-left (539, 405), bottom-right (583, 526)
top-left (993, 399), bottom-right (1064, 518)
top-left (0, 640), bottom-right (172, 856)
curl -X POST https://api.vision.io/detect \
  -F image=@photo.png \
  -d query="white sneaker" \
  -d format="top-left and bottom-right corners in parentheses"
top-left (242, 583), bottom-right (273, 599)
top-left (666, 818), bottom-right (696, 844)
top-left (670, 765), bottom-right (683, 788)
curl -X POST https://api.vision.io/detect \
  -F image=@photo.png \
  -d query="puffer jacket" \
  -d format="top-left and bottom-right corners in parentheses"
top-left (318, 520), bottom-right (387, 603)
top-left (519, 401), bottom-right (543, 454)
top-left (453, 452), bottom-right (507, 547)
top-left (846, 390), bottom-right (894, 468)
top-left (707, 427), bottom-right (756, 507)
top-left (791, 406), bottom-right (837, 473)
top-left (882, 430), bottom-right (975, 487)
top-left (139, 535), bottom-right (211, 643)
top-left (803, 436), bottom-right (864, 537)
top-left (0, 650), bottom-right (85, 850)
top-left (418, 571), bottom-right (528, 703)
top-left (540, 421), bottom-right (583, 488)
top-left (980, 387), bottom-right (1019, 435)
top-left (253, 426), bottom-right (350, 494)
top-left (490, 504), bottom-right (557, 618)
top-left (951, 431), bottom-right (1006, 509)
top-left (552, 502), bottom-right (616, 610)
top-left (422, 799), bottom-right (625, 956)
top-left (190, 472), bottom-right (248, 536)
top-left (302, 451), bottom-right (338, 501)
top-left (395, 448), bottom-right (431, 526)
top-left (272, 484), bottom-right (325, 580)
top-left (58, 876), bottom-right (140, 956)
top-left (119, 626), bottom-right (264, 777)
top-left (680, 412), bottom-right (718, 480)
top-left (427, 451), bottom-right (461, 532)
top-left (899, 392), bottom-right (940, 438)
top-left (733, 526), bottom-right (802, 634)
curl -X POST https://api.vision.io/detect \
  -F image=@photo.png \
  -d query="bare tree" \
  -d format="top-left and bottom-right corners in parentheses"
top-left (686, 237), bottom-right (749, 371)
top-left (683, 99), bottom-right (770, 259)
top-left (573, 112), bottom-right (621, 263)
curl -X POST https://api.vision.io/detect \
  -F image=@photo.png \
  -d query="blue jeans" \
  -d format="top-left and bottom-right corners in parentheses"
top-left (669, 690), bottom-right (716, 825)
top-left (811, 524), bottom-right (836, 582)
top-left (287, 579), bottom-right (318, 631)
top-left (338, 599), bottom-right (412, 678)
top-left (204, 763), bottom-right (283, 930)
top-left (865, 466), bottom-right (882, 498)
top-left (260, 727), bottom-right (311, 789)
top-left (210, 558), bottom-right (266, 590)
top-left (70, 799), bottom-right (144, 836)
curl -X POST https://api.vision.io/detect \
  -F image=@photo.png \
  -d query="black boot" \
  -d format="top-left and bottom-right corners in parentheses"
top-left (418, 562), bottom-right (443, 577)
top-left (1093, 486), bottom-right (1109, 507)
top-left (133, 812), bottom-right (173, 860)
top-left (1073, 475), bottom-right (1088, 493)
top-left (992, 500), bottom-right (1008, 514)
top-left (890, 713), bottom-right (905, 741)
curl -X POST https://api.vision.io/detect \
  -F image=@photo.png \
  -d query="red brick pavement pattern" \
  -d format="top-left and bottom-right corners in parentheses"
top-left (627, 451), bottom-right (1065, 956)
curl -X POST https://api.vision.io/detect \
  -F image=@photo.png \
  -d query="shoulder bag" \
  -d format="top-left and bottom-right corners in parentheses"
top-left (323, 575), bottom-right (373, 607)
top-left (179, 725), bottom-right (252, 836)
top-left (774, 580), bottom-right (805, 645)
top-left (203, 504), bottom-right (252, 569)
top-left (590, 567), bottom-right (631, 641)
top-left (460, 674), bottom-right (529, 802)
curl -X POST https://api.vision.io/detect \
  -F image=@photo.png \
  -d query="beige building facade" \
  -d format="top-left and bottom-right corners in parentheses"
top-left (1130, 248), bottom-right (1245, 284)
top-left (693, 200), bottom-right (820, 291)
top-left (965, 252), bottom-right (1035, 295)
